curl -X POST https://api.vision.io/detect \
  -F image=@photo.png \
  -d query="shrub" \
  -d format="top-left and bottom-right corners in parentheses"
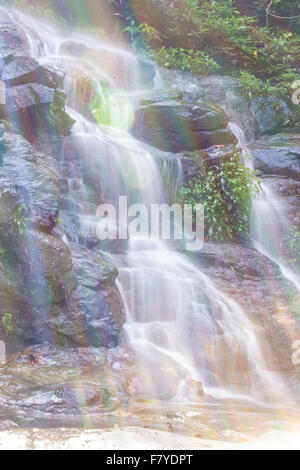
top-left (238, 71), bottom-right (278, 97)
top-left (153, 47), bottom-right (220, 74)
top-left (181, 151), bottom-right (261, 241)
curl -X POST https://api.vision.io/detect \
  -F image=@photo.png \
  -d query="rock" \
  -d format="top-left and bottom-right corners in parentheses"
top-left (132, 96), bottom-right (236, 152)
top-left (0, 132), bottom-right (124, 350)
top-left (0, 227), bottom-right (125, 351)
top-left (137, 57), bottom-right (156, 86)
top-left (66, 67), bottom-right (97, 118)
top-left (0, 131), bottom-right (59, 232)
top-left (158, 69), bottom-right (258, 141)
top-left (2, 56), bottom-right (39, 84)
top-left (1, 55), bottom-right (64, 88)
top-left (197, 75), bottom-right (300, 137)
top-left (0, 344), bottom-right (131, 425)
top-left (4, 83), bottom-right (55, 111)
top-left (158, 69), bottom-right (300, 139)
top-left (0, 23), bottom-right (30, 56)
top-left (47, 244), bottom-right (125, 348)
top-left (0, 229), bottom-right (76, 349)
top-left (249, 133), bottom-right (300, 179)
top-left (178, 144), bottom-right (236, 182)
top-left (250, 96), bottom-right (300, 136)
top-left (0, 85), bottom-right (74, 141)
top-left (195, 242), bottom-right (300, 372)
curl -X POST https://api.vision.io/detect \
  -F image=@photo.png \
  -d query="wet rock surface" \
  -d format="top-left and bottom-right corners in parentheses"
top-left (0, 227), bottom-right (125, 350)
top-left (0, 23), bottom-right (73, 142)
top-left (132, 93), bottom-right (237, 152)
top-left (0, 130), bottom-right (59, 231)
top-left (178, 144), bottom-right (236, 182)
top-left (250, 133), bottom-right (300, 230)
top-left (0, 17), bottom-right (30, 56)
top-left (0, 344), bottom-right (133, 427)
top-left (158, 69), bottom-right (300, 140)
top-left (0, 18), bottom-right (125, 353)
top-left (1, 55), bottom-right (64, 89)
top-left (250, 133), bottom-right (300, 180)
top-left (195, 242), bottom-right (300, 373)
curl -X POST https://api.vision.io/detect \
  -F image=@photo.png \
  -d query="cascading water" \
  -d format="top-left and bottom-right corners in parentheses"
top-left (7, 8), bottom-right (293, 408)
top-left (229, 122), bottom-right (300, 294)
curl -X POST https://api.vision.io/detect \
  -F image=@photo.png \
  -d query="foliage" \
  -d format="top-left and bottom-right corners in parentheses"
top-left (181, 151), bottom-right (261, 241)
top-left (153, 47), bottom-right (220, 74)
top-left (6, 0), bottom-right (300, 96)
top-left (112, 0), bottom-right (300, 101)
top-left (238, 71), bottom-right (281, 97)
top-left (2, 312), bottom-right (14, 335)
top-left (239, 70), bottom-right (300, 99)
top-left (13, 205), bottom-right (28, 235)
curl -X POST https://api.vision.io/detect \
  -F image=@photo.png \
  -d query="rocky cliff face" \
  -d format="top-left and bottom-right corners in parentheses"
top-left (0, 18), bottom-right (125, 353)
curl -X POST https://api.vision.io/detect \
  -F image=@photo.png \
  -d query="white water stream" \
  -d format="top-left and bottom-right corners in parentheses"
top-left (229, 122), bottom-right (300, 294)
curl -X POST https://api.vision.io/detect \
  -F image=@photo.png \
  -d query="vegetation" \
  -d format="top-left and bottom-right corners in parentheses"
top-left (4, 1), bottom-right (300, 98)
top-left (182, 151), bottom-right (261, 241)
top-left (13, 205), bottom-right (28, 235)
top-left (108, 0), bottom-right (300, 102)
top-left (153, 47), bottom-right (220, 74)
top-left (2, 312), bottom-right (14, 335)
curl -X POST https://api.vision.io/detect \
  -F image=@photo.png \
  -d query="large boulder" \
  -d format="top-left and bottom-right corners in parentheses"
top-left (157, 70), bottom-right (258, 141)
top-left (0, 21), bottom-right (30, 57)
top-left (250, 96), bottom-right (300, 137)
top-left (131, 92), bottom-right (236, 152)
top-left (197, 75), bottom-right (300, 138)
top-left (0, 231), bottom-right (125, 351)
top-left (1, 55), bottom-right (64, 88)
top-left (158, 69), bottom-right (300, 139)
top-left (5, 83), bottom-right (55, 113)
top-left (0, 85), bottom-right (74, 141)
top-left (0, 229), bottom-right (75, 349)
top-left (250, 133), bottom-right (300, 180)
top-left (48, 244), bottom-right (125, 349)
top-left (0, 130), bottom-right (125, 351)
top-left (178, 144), bottom-right (236, 182)
top-left (0, 130), bottom-right (59, 232)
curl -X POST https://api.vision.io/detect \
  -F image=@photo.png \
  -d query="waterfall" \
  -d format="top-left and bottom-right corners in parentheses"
top-left (229, 122), bottom-right (300, 294)
top-left (8, 8), bottom-right (292, 406)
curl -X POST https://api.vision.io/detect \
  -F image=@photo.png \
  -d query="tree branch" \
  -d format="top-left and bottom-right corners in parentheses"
top-left (266, 1), bottom-right (273, 28)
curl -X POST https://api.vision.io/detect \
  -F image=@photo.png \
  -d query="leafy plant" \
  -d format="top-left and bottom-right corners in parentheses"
top-left (238, 71), bottom-right (279, 97)
top-left (2, 313), bottom-right (14, 335)
top-left (13, 205), bottom-right (28, 235)
top-left (181, 151), bottom-right (261, 241)
top-left (153, 47), bottom-right (220, 74)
